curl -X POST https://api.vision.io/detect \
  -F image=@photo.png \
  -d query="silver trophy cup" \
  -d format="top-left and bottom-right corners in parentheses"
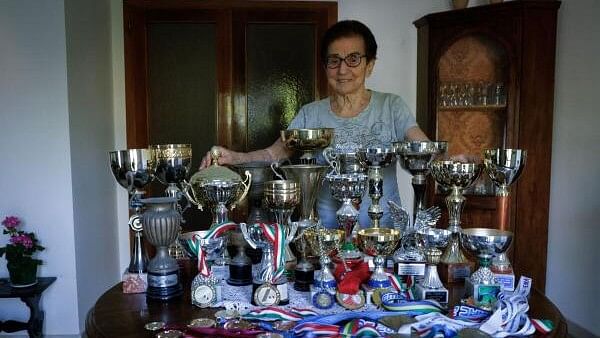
top-left (356, 147), bottom-right (396, 228)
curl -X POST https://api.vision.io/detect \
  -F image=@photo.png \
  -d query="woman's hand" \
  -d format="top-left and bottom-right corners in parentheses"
top-left (199, 146), bottom-right (240, 169)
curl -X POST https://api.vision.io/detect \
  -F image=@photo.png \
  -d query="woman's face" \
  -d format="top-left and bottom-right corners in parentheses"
top-left (325, 35), bottom-right (375, 96)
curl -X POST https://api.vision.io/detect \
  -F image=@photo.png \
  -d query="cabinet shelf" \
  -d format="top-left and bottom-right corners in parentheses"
top-left (437, 104), bottom-right (506, 111)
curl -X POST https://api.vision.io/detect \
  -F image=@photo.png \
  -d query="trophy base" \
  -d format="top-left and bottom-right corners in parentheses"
top-left (465, 277), bottom-right (501, 310)
top-left (122, 270), bottom-right (147, 294)
top-left (394, 261), bottom-right (426, 277)
top-left (293, 269), bottom-right (315, 292)
top-left (414, 284), bottom-right (448, 304)
top-left (439, 261), bottom-right (474, 284)
top-left (146, 269), bottom-right (183, 301)
top-left (227, 264), bottom-right (253, 286)
top-left (252, 282), bottom-right (289, 306)
top-left (493, 272), bottom-right (515, 292)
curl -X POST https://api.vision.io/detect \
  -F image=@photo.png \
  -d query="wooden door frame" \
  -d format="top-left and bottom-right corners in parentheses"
top-left (123, 0), bottom-right (337, 149)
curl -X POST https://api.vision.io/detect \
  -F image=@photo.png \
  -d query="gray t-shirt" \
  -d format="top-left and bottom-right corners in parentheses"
top-left (288, 90), bottom-right (417, 228)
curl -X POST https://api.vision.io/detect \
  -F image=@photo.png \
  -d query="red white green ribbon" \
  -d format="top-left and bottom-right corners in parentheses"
top-left (341, 319), bottom-right (380, 337)
top-left (289, 307), bottom-right (319, 318)
top-left (258, 222), bottom-right (286, 283)
top-left (243, 306), bottom-right (303, 322)
top-left (531, 319), bottom-right (554, 334)
top-left (294, 322), bottom-right (341, 337)
top-left (194, 222), bottom-right (237, 277)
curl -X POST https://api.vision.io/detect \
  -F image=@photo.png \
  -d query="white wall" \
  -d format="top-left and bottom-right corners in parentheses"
top-left (64, 0), bottom-right (120, 331)
top-left (546, 0), bottom-right (600, 336)
top-left (0, 0), bottom-right (80, 335)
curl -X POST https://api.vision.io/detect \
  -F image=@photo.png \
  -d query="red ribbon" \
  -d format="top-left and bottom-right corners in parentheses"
top-left (333, 260), bottom-right (371, 294)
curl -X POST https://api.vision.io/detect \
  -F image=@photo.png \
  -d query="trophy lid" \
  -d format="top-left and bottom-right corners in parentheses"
top-left (189, 147), bottom-right (242, 185)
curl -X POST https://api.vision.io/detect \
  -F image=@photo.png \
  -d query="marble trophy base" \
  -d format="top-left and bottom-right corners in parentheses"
top-left (146, 269), bottom-right (183, 301)
top-left (493, 271), bottom-right (515, 292)
top-left (227, 263), bottom-right (253, 286)
top-left (465, 277), bottom-right (501, 310)
top-left (414, 283), bottom-right (448, 304)
top-left (439, 261), bottom-right (474, 284)
top-left (122, 270), bottom-right (147, 294)
top-left (251, 282), bottom-right (289, 306)
top-left (293, 269), bottom-right (315, 292)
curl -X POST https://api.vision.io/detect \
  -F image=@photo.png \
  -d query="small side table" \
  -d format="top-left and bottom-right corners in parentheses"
top-left (0, 277), bottom-right (57, 338)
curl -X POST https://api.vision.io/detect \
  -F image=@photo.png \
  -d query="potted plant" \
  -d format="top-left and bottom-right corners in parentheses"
top-left (0, 216), bottom-right (45, 287)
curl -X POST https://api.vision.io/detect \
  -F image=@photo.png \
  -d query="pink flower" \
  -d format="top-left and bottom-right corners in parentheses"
top-left (2, 216), bottom-right (20, 229)
top-left (9, 234), bottom-right (33, 249)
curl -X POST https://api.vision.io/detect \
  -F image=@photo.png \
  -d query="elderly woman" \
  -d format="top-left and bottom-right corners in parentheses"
top-left (201, 20), bottom-right (429, 228)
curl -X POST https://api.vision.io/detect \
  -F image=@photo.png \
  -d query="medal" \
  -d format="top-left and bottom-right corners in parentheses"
top-left (254, 283), bottom-right (281, 307)
top-left (336, 290), bottom-right (366, 310)
top-left (191, 283), bottom-right (217, 308)
top-left (188, 318), bottom-right (216, 328)
top-left (312, 289), bottom-right (335, 310)
top-left (144, 321), bottom-right (165, 331)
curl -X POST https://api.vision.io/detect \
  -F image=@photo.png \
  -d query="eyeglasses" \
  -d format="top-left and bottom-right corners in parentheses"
top-left (325, 53), bottom-right (367, 69)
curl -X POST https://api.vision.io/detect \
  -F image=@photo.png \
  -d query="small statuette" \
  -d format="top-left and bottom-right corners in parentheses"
top-left (156, 330), bottom-right (183, 338)
top-left (254, 283), bottom-right (281, 307)
top-left (144, 321), bottom-right (165, 331)
top-left (312, 289), bottom-right (335, 310)
top-left (188, 318), bottom-right (216, 328)
top-left (336, 291), bottom-right (366, 310)
top-left (191, 283), bottom-right (217, 308)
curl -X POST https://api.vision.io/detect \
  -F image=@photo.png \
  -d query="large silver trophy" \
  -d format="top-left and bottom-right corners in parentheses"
top-left (150, 143), bottom-right (192, 259)
top-left (241, 222), bottom-right (298, 306)
top-left (140, 197), bottom-right (183, 301)
top-left (356, 147), bottom-right (396, 228)
top-left (414, 228), bottom-right (452, 303)
top-left (323, 146), bottom-right (366, 174)
top-left (483, 148), bottom-right (526, 281)
top-left (461, 228), bottom-right (513, 309)
top-left (430, 160), bottom-right (481, 282)
top-left (109, 149), bottom-right (156, 281)
top-left (184, 147), bottom-right (251, 225)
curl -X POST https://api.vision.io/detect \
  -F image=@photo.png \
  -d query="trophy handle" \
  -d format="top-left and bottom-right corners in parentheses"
top-left (287, 221), bottom-right (298, 242)
top-left (182, 180), bottom-right (204, 211)
top-left (323, 147), bottom-right (338, 174)
top-left (240, 223), bottom-right (258, 249)
top-left (231, 170), bottom-right (252, 211)
top-left (270, 162), bottom-right (285, 180)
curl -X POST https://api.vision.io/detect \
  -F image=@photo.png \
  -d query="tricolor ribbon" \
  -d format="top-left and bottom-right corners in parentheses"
top-left (195, 222), bottom-right (237, 277)
top-left (294, 322), bottom-right (341, 337)
top-left (531, 319), bottom-right (554, 334)
top-left (341, 319), bottom-right (380, 337)
top-left (242, 306), bottom-right (303, 322)
top-left (257, 222), bottom-right (287, 283)
top-left (386, 273), bottom-right (415, 300)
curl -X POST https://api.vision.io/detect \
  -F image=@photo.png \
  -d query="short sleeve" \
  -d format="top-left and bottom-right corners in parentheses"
top-left (391, 95), bottom-right (418, 140)
top-left (288, 105), bottom-right (307, 130)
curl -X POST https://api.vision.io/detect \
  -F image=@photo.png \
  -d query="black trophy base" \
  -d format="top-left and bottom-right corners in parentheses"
top-left (146, 270), bottom-right (183, 302)
top-left (227, 264), bottom-right (253, 286)
top-left (293, 269), bottom-right (314, 292)
top-left (251, 282), bottom-right (289, 306)
top-left (146, 283), bottom-right (183, 301)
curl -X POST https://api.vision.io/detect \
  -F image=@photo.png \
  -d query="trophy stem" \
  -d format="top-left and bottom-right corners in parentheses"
top-left (412, 174), bottom-right (427, 218)
top-left (367, 166), bottom-right (383, 228)
top-left (472, 256), bottom-right (495, 285)
top-left (496, 192), bottom-right (510, 231)
top-left (441, 233), bottom-right (467, 264)
top-left (128, 229), bottom-right (148, 273)
top-left (446, 186), bottom-right (465, 232)
top-left (368, 255), bottom-right (391, 288)
top-left (213, 203), bottom-right (229, 224)
top-left (423, 248), bottom-right (443, 288)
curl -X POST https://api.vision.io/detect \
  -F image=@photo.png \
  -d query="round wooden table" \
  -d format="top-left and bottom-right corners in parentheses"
top-left (86, 282), bottom-right (567, 337)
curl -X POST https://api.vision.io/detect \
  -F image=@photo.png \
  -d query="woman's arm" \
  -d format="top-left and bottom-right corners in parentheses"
top-left (199, 138), bottom-right (293, 169)
top-left (405, 126), bottom-right (430, 141)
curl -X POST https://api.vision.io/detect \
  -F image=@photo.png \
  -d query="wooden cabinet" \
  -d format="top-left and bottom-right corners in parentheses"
top-left (414, 1), bottom-right (560, 290)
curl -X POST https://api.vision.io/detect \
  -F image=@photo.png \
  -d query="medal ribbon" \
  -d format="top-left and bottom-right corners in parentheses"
top-left (195, 222), bottom-right (237, 277)
top-left (243, 306), bottom-right (303, 322)
top-left (386, 273), bottom-right (415, 300)
top-left (258, 222), bottom-right (286, 283)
